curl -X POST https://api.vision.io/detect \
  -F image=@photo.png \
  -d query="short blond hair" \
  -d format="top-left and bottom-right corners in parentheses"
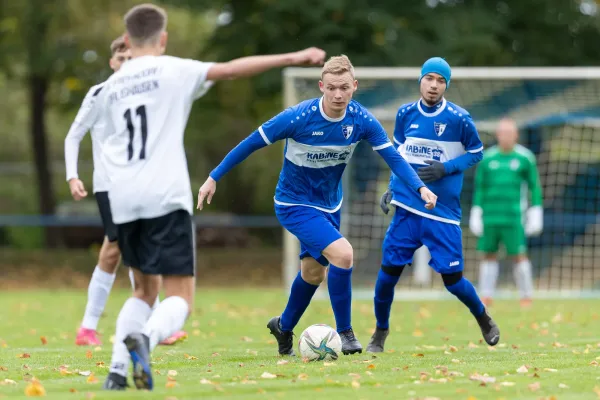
top-left (124, 3), bottom-right (167, 46)
top-left (321, 55), bottom-right (355, 79)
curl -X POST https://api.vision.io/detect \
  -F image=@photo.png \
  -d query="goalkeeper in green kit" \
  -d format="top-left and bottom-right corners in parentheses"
top-left (469, 118), bottom-right (543, 307)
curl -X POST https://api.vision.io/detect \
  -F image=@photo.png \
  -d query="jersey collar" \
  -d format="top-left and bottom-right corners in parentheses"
top-left (319, 97), bottom-right (346, 122)
top-left (417, 97), bottom-right (447, 118)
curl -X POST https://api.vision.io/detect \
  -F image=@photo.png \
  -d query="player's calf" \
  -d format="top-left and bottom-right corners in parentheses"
top-left (98, 238), bottom-right (121, 274)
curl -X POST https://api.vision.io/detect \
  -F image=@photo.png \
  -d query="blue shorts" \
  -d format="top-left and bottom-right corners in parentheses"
top-left (275, 205), bottom-right (342, 266)
top-left (382, 207), bottom-right (463, 274)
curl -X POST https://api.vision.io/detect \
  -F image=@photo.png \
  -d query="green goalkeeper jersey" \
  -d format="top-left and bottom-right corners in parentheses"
top-left (473, 144), bottom-right (543, 226)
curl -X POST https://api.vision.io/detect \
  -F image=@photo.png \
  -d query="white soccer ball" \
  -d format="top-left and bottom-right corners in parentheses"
top-left (298, 324), bottom-right (342, 361)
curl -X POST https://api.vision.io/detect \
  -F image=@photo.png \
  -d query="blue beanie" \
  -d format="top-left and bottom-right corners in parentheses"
top-left (419, 57), bottom-right (451, 88)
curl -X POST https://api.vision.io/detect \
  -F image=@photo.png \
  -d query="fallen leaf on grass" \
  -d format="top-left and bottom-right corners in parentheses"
top-left (367, 364), bottom-right (376, 370)
top-left (323, 362), bottom-right (335, 367)
top-left (298, 373), bottom-right (309, 381)
top-left (211, 352), bottom-right (221, 357)
top-left (241, 379), bottom-right (257, 384)
top-left (69, 388), bottom-right (77, 393)
top-left (351, 380), bottom-right (360, 389)
top-left (200, 378), bottom-right (212, 385)
top-left (412, 329), bottom-right (423, 337)
top-left (78, 371), bottom-right (91, 376)
top-left (429, 378), bottom-right (448, 384)
top-left (166, 380), bottom-right (177, 388)
top-left (559, 383), bottom-right (569, 389)
top-left (85, 350), bottom-right (92, 359)
top-left (59, 368), bottom-right (73, 376)
top-left (543, 368), bottom-right (558, 372)
top-left (412, 353), bottom-right (424, 357)
top-left (277, 360), bottom-right (289, 366)
top-left (168, 370), bottom-right (178, 377)
top-left (184, 354), bottom-right (198, 360)
top-left (528, 382), bottom-right (541, 392)
top-left (500, 381), bottom-right (516, 386)
top-left (18, 354), bottom-right (31, 359)
top-left (86, 374), bottom-right (98, 384)
top-left (241, 336), bottom-right (253, 342)
top-left (1, 379), bottom-right (17, 385)
top-left (95, 362), bottom-right (104, 367)
top-left (24, 378), bottom-right (46, 397)
top-left (0, 366), bottom-right (7, 371)
top-left (40, 337), bottom-right (47, 345)
top-left (449, 345), bottom-right (458, 352)
top-left (261, 372), bottom-right (277, 379)
top-left (516, 365), bottom-right (529, 373)
top-left (591, 360), bottom-right (599, 367)
top-left (469, 373), bottom-right (496, 384)
top-left (348, 373), bottom-right (361, 380)
top-left (451, 359), bottom-right (461, 364)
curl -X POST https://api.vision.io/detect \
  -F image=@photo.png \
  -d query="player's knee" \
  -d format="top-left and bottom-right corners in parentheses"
top-left (442, 271), bottom-right (463, 287)
top-left (514, 254), bottom-right (528, 263)
top-left (98, 240), bottom-right (121, 273)
top-left (335, 242), bottom-right (354, 269)
top-left (484, 254), bottom-right (498, 261)
top-left (301, 266), bottom-right (325, 285)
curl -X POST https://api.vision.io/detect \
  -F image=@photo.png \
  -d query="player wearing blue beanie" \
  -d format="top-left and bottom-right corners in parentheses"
top-left (419, 57), bottom-right (451, 88)
top-left (368, 57), bottom-right (501, 353)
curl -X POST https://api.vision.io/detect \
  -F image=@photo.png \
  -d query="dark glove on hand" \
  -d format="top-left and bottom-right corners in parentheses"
top-left (379, 190), bottom-right (393, 214)
top-left (417, 160), bottom-right (446, 183)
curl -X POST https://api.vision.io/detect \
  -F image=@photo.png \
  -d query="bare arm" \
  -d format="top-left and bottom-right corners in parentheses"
top-left (206, 47), bottom-right (325, 81)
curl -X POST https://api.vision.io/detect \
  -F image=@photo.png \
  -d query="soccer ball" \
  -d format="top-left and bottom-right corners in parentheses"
top-left (298, 324), bottom-right (342, 361)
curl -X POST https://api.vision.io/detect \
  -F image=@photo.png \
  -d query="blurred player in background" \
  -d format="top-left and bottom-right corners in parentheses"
top-left (469, 118), bottom-right (543, 307)
top-left (369, 57), bottom-right (499, 353)
top-left (94, 3), bottom-right (327, 391)
top-left (64, 36), bottom-right (186, 348)
top-left (197, 55), bottom-right (437, 358)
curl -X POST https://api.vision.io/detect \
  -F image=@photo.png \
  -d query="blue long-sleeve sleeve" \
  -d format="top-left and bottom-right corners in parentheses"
top-left (377, 145), bottom-right (424, 193)
top-left (209, 130), bottom-right (269, 181)
top-left (443, 151), bottom-right (483, 175)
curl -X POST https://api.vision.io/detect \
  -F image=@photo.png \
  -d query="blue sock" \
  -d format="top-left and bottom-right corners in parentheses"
top-left (327, 264), bottom-right (353, 332)
top-left (280, 272), bottom-right (319, 332)
top-left (374, 269), bottom-right (400, 329)
top-left (445, 277), bottom-right (485, 317)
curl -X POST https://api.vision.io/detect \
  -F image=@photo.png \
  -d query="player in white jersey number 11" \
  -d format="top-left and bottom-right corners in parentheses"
top-left (64, 35), bottom-right (186, 348)
top-left (198, 55), bottom-right (437, 357)
top-left (98, 3), bottom-right (327, 392)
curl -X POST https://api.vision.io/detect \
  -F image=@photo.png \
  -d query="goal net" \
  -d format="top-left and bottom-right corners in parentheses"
top-left (282, 67), bottom-right (600, 299)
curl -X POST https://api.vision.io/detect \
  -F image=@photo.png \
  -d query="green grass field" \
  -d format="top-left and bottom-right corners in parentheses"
top-left (1, 289), bottom-right (600, 399)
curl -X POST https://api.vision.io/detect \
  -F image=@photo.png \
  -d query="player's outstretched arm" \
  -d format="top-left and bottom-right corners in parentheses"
top-left (377, 145), bottom-right (437, 210)
top-left (206, 47), bottom-right (326, 81)
top-left (197, 130), bottom-right (269, 210)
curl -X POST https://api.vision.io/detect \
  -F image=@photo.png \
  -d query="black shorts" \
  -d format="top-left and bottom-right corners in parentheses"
top-left (116, 209), bottom-right (196, 276)
top-left (95, 191), bottom-right (118, 242)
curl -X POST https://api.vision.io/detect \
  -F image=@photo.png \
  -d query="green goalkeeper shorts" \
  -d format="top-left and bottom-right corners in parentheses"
top-left (477, 224), bottom-right (526, 256)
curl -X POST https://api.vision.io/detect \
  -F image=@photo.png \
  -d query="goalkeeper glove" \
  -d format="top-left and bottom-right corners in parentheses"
top-left (417, 160), bottom-right (446, 183)
top-left (379, 190), bottom-right (392, 214)
top-left (525, 206), bottom-right (543, 237)
top-left (469, 206), bottom-right (483, 237)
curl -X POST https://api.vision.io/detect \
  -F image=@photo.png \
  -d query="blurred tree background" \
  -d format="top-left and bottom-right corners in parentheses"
top-left (1, 0), bottom-right (600, 248)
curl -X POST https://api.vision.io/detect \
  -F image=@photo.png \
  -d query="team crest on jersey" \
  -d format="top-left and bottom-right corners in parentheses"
top-left (434, 122), bottom-right (447, 136)
top-left (342, 125), bottom-right (354, 139)
top-left (510, 159), bottom-right (520, 170)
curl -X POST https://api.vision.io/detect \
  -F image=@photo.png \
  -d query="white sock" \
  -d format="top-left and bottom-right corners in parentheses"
top-left (109, 297), bottom-right (152, 377)
top-left (81, 266), bottom-right (116, 330)
top-left (478, 260), bottom-right (499, 298)
top-left (128, 269), bottom-right (136, 290)
top-left (514, 259), bottom-right (534, 299)
top-left (143, 296), bottom-right (189, 351)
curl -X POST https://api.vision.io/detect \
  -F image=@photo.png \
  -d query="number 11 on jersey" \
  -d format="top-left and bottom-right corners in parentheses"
top-left (124, 105), bottom-right (148, 161)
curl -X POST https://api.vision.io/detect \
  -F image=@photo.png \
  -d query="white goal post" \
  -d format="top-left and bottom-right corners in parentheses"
top-left (282, 67), bottom-right (600, 299)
